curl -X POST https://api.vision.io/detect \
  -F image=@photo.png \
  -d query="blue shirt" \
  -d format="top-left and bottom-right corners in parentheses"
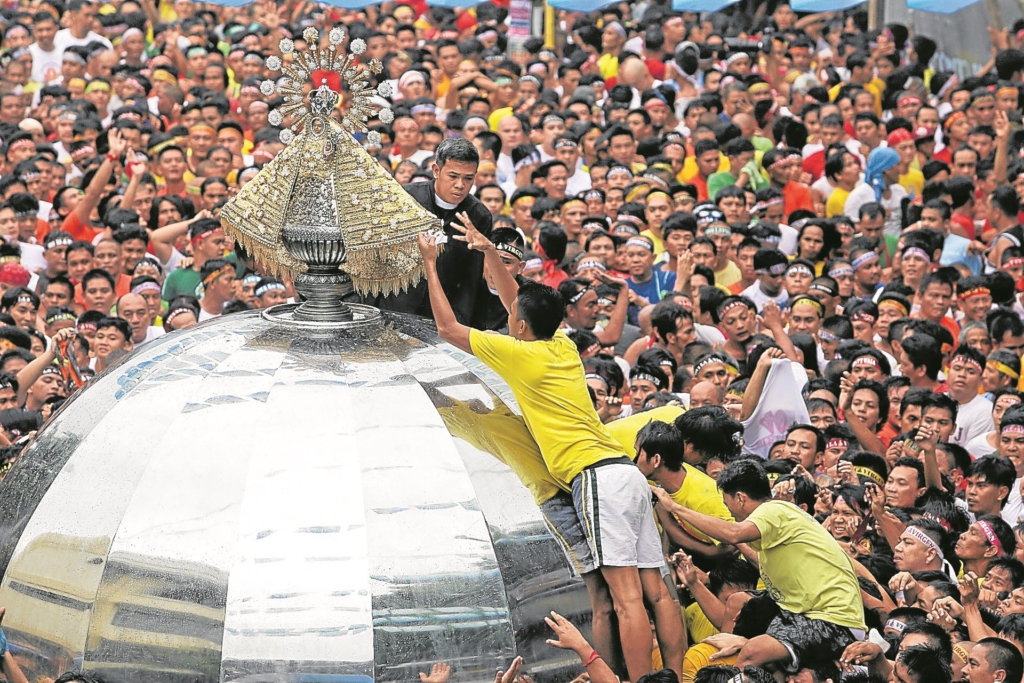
top-left (628, 269), bottom-right (676, 305)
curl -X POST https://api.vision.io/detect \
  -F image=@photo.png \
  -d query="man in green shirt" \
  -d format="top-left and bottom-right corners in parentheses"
top-left (654, 459), bottom-right (866, 673)
top-left (708, 138), bottom-right (764, 201)
top-left (161, 217), bottom-right (234, 301)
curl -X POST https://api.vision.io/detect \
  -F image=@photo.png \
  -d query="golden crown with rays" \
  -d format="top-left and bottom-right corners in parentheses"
top-left (220, 26), bottom-right (440, 297)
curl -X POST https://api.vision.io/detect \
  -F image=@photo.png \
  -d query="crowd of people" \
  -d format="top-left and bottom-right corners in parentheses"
top-left (1, 0), bottom-right (1024, 682)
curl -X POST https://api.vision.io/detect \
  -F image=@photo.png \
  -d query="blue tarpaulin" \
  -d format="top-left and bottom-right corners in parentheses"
top-left (790, 0), bottom-right (866, 11)
top-left (547, 0), bottom-right (619, 10)
top-left (906, 0), bottom-right (982, 13)
top-left (672, 0), bottom-right (739, 11)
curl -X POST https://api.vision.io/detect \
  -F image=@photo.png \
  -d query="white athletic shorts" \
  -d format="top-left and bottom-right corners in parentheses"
top-left (571, 458), bottom-right (664, 569)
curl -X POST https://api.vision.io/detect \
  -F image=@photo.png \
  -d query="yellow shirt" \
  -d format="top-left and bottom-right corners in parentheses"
top-left (437, 399), bottom-right (566, 506)
top-left (826, 186), bottom-right (852, 218)
top-left (900, 168), bottom-right (924, 198)
top-left (598, 53), bottom-right (619, 80)
top-left (685, 602), bottom-right (718, 644)
top-left (682, 643), bottom-right (737, 683)
top-left (606, 405), bottom-right (685, 457)
top-left (681, 153), bottom-right (728, 183)
top-left (470, 329), bottom-right (624, 484)
top-left (714, 260), bottom-right (742, 289)
top-left (668, 464), bottom-right (734, 545)
top-left (747, 500), bottom-right (866, 630)
top-left (640, 229), bottom-right (665, 256)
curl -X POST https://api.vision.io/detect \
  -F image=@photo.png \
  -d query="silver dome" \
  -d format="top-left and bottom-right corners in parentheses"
top-left (0, 307), bottom-right (590, 683)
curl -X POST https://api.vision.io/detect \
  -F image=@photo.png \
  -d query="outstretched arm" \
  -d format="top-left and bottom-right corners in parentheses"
top-left (419, 233), bottom-right (472, 354)
top-left (453, 212), bottom-right (518, 312)
top-left (652, 486), bottom-right (762, 545)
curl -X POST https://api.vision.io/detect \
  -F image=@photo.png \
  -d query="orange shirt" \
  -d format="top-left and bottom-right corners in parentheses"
top-left (60, 211), bottom-right (102, 243)
top-left (74, 273), bottom-right (131, 308)
top-left (783, 181), bottom-right (814, 218)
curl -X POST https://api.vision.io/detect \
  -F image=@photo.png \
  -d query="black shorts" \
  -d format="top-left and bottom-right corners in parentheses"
top-left (766, 607), bottom-right (858, 672)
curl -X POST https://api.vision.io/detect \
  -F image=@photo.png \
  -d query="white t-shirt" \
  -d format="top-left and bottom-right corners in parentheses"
top-left (953, 394), bottom-right (995, 449)
top-left (28, 43), bottom-right (61, 85)
top-left (965, 432), bottom-right (997, 459)
top-left (198, 307), bottom-right (220, 322)
top-left (566, 167), bottom-right (592, 196)
top-left (812, 176), bottom-right (835, 201)
top-left (496, 153), bottom-right (514, 185)
top-left (1004, 477), bottom-right (1024, 526)
top-left (53, 29), bottom-right (112, 58)
top-left (142, 326), bottom-right (166, 344)
top-left (778, 223), bottom-right (798, 256)
top-left (843, 183), bottom-right (907, 236)
top-left (742, 282), bottom-right (788, 313)
top-left (387, 149), bottom-right (432, 168)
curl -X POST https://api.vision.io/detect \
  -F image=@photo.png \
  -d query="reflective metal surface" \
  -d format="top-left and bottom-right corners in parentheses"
top-left (0, 311), bottom-right (590, 683)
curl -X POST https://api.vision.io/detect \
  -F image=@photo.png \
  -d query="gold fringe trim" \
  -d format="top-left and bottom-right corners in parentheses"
top-left (220, 216), bottom-right (305, 279)
top-left (345, 237), bottom-right (445, 296)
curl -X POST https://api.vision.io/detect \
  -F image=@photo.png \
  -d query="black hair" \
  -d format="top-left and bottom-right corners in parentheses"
top-left (892, 455), bottom-right (926, 491)
top-left (434, 137), bottom-right (479, 168)
top-left (674, 406), bottom-right (743, 464)
top-left (96, 316), bottom-right (131, 343)
top-left (977, 638), bottom-right (1024, 683)
top-left (636, 420), bottom-right (685, 471)
top-left (977, 514), bottom-right (1017, 559)
top-left (897, 645), bottom-right (952, 683)
top-left (707, 557), bottom-right (759, 596)
top-left (81, 268), bottom-right (115, 291)
top-left (717, 459), bottom-right (771, 501)
top-left (902, 334), bottom-right (943, 380)
top-left (851, 379), bottom-right (889, 431)
top-left (516, 280), bottom-right (564, 339)
top-left (902, 619), bottom-right (954, 661)
top-left (969, 456), bottom-right (1017, 508)
top-left (786, 423), bottom-right (825, 453)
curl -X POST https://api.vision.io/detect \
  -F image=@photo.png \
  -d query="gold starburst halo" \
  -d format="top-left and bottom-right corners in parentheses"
top-left (263, 26), bottom-right (393, 147)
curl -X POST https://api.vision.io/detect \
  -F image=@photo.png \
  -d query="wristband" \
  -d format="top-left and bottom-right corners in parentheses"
top-left (584, 650), bottom-right (601, 667)
top-left (106, 152), bottom-right (118, 163)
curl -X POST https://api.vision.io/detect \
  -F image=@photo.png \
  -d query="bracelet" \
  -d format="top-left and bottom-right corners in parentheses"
top-left (106, 152), bottom-right (118, 163)
top-left (583, 650), bottom-right (601, 667)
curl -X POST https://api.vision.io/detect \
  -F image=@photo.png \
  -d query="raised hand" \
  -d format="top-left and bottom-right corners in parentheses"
top-left (420, 664), bottom-right (452, 683)
top-left (417, 232), bottom-right (440, 263)
top-left (669, 551), bottom-right (699, 588)
top-left (451, 212), bottom-right (493, 252)
top-left (545, 611), bottom-right (590, 653)
top-left (107, 128), bottom-right (127, 158)
top-left (760, 300), bottom-right (784, 330)
top-left (493, 656), bottom-right (523, 683)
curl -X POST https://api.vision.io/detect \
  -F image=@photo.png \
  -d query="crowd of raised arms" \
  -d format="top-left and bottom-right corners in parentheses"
top-left (1, 0), bottom-right (1024, 682)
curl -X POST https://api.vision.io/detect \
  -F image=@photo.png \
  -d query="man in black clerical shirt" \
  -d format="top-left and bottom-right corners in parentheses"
top-left (362, 138), bottom-right (493, 325)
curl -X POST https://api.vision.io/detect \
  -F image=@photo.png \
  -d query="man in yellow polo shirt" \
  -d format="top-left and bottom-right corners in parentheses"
top-left (652, 459), bottom-right (865, 673)
top-left (417, 212), bottom-right (683, 682)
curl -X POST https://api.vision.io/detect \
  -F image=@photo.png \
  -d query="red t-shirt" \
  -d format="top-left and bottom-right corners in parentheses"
top-left (950, 213), bottom-right (975, 241)
top-left (803, 150), bottom-right (826, 182)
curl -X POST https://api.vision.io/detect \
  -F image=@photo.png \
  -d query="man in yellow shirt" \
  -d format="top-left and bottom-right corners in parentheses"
top-left (417, 216), bottom-right (683, 682)
top-left (634, 421), bottom-right (739, 557)
top-left (652, 459), bottom-right (865, 673)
